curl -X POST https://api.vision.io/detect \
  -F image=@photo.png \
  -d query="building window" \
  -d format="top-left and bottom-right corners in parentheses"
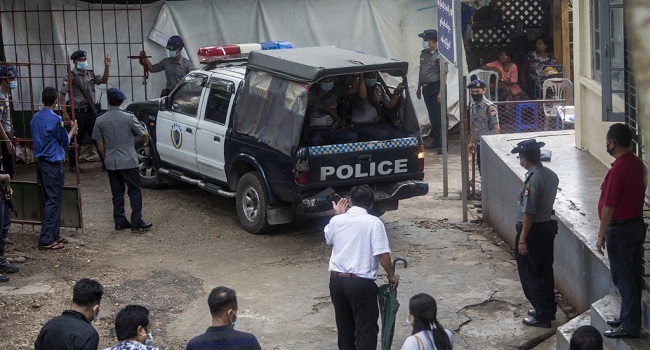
top-left (590, 0), bottom-right (601, 81)
top-left (594, 0), bottom-right (625, 121)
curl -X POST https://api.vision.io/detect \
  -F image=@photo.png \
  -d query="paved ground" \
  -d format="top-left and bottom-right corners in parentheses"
top-left (0, 136), bottom-right (575, 349)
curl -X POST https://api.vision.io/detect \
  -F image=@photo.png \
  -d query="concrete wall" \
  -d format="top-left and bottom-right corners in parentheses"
top-left (481, 131), bottom-right (615, 313)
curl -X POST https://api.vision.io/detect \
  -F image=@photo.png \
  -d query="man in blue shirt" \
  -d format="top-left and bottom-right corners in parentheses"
top-left (30, 87), bottom-right (78, 249)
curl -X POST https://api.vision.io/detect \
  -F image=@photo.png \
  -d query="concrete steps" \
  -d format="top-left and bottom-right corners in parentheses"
top-left (556, 310), bottom-right (594, 350)
top-left (591, 294), bottom-right (650, 350)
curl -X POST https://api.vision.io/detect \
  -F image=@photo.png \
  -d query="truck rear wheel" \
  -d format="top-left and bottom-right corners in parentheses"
top-left (236, 172), bottom-right (270, 234)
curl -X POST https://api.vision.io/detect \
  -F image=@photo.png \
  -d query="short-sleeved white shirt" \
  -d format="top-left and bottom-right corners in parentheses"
top-left (324, 206), bottom-right (391, 279)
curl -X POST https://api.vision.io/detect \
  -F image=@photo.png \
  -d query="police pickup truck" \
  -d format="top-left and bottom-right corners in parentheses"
top-left (127, 45), bottom-right (428, 233)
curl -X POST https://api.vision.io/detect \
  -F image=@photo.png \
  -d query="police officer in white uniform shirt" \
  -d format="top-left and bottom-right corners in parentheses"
top-left (325, 185), bottom-right (399, 350)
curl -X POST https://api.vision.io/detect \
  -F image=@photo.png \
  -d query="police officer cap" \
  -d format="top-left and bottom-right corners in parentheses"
top-left (107, 87), bottom-right (127, 102)
top-left (0, 65), bottom-right (17, 79)
top-left (418, 29), bottom-right (437, 40)
top-left (166, 35), bottom-right (184, 51)
top-left (467, 79), bottom-right (487, 89)
top-left (70, 50), bottom-right (87, 60)
top-left (511, 139), bottom-right (546, 154)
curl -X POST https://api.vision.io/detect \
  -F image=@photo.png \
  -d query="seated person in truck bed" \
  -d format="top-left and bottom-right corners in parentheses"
top-left (307, 76), bottom-right (359, 146)
top-left (351, 72), bottom-right (409, 141)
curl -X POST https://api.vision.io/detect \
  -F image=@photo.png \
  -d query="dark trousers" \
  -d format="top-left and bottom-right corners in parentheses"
top-left (0, 191), bottom-right (9, 257)
top-left (476, 143), bottom-right (482, 173)
top-left (68, 109), bottom-right (103, 167)
top-left (37, 161), bottom-right (64, 246)
top-left (606, 221), bottom-right (647, 335)
top-left (354, 124), bottom-right (409, 142)
top-left (422, 82), bottom-right (442, 147)
top-left (515, 221), bottom-right (557, 322)
top-left (1, 139), bottom-right (15, 179)
top-left (329, 274), bottom-right (379, 350)
top-left (308, 127), bottom-right (358, 146)
top-left (107, 168), bottom-right (143, 227)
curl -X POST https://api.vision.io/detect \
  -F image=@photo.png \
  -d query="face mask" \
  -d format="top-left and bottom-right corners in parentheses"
top-left (229, 310), bottom-right (238, 328)
top-left (606, 141), bottom-right (614, 156)
top-left (320, 82), bottom-right (334, 92)
top-left (422, 41), bottom-right (430, 49)
top-left (168, 50), bottom-right (177, 58)
top-left (145, 331), bottom-right (153, 346)
top-left (76, 61), bottom-right (88, 70)
top-left (9, 81), bottom-right (17, 90)
top-left (365, 79), bottom-right (377, 86)
top-left (471, 93), bottom-right (483, 102)
top-left (405, 314), bottom-right (412, 325)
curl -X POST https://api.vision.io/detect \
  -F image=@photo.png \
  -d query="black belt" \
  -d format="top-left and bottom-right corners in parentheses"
top-left (609, 218), bottom-right (643, 227)
top-left (37, 158), bottom-right (63, 166)
top-left (421, 81), bottom-right (439, 87)
top-left (73, 107), bottom-right (92, 113)
top-left (331, 271), bottom-right (360, 279)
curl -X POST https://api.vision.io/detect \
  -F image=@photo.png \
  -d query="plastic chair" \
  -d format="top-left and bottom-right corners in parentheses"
top-left (468, 69), bottom-right (499, 101)
top-left (515, 103), bottom-right (538, 132)
top-left (542, 78), bottom-right (573, 129)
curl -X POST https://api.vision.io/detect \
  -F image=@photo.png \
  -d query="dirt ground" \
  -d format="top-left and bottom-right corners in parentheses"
top-left (0, 135), bottom-right (573, 349)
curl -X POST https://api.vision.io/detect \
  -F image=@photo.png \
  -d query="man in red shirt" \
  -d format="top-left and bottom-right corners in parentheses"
top-left (596, 123), bottom-right (647, 339)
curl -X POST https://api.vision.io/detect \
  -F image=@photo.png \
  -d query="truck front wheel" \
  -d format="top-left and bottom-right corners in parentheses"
top-left (136, 140), bottom-right (162, 189)
top-left (236, 172), bottom-right (271, 234)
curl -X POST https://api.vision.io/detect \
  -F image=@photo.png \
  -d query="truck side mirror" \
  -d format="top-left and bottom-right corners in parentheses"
top-left (160, 96), bottom-right (169, 111)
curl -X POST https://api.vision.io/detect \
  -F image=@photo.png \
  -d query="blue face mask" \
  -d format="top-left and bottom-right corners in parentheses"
top-left (422, 41), bottom-right (430, 49)
top-left (76, 61), bottom-right (88, 70)
top-left (9, 81), bottom-right (17, 90)
top-left (145, 331), bottom-right (153, 346)
top-left (229, 310), bottom-right (238, 328)
top-left (365, 79), bottom-right (377, 86)
top-left (320, 82), bottom-right (335, 92)
top-left (168, 50), bottom-right (177, 58)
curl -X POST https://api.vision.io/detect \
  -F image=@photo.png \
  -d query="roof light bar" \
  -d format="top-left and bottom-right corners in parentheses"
top-left (198, 41), bottom-right (294, 63)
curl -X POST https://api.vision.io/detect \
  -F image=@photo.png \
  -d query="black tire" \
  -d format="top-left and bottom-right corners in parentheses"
top-left (236, 172), bottom-right (271, 234)
top-left (135, 140), bottom-right (162, 189)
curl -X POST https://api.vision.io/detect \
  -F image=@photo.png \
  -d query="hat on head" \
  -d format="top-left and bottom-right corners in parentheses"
top-left (70, 50), bottom-right (86, 60)
top-left (107, 88), bottom-right (127, 102)
top-left (418, 29), bottom-right (437, 40)
top-left (511, 139), bottom-right (546, 154)
top-left (0, 66), bottom-right (17, 79)
top-left (467, 79), bottom-right (487, 89)
top-left (166, 35), bottom-right (184, 51)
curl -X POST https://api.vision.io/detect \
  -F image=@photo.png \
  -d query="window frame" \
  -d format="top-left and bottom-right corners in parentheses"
top-left (203, 77), bottom-right (235, 125)
top-left (596, 0), bottom-right (626, 121)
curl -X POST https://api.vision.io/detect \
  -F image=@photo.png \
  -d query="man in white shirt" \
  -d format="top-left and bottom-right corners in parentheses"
top-left (325, 185), bottom-right (400, 350)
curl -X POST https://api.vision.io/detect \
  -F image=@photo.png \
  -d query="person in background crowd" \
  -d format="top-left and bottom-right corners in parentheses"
top-left (35, 278), bottom-right (104, 350)
top-left (92, 87), bottom-right (152, 233)
top-left (570, 325), bottom-right (603, 350)
top-left (416, 29), bottom-right (446, 154)
top-left (139, 35), bottom-right (194, 97)
top-left (467, 79), bottom-right (500, 173)
top-left (31, 87), bottom-right (78, 250)
top-left (522, 37), bottom-right (558, 98)
top-left (0, 171), bottom-right (17, 282)
top-left (186, 286), bottom-right (262, 350)
top-left (325, 185), bottom-right (399, 350)
top-left (60, 50), bottom-right (111, 173)
top-left (106, 305), bottom-right (158, 350)
top-left (401, 293), bottom-right (453, 350)
top-left (512, 139), bottom-right (559, 329)
top-left (306, 76), bottom-right (359, 146)
top-left (0, 65), bottom-right (17, 178)
top-left (480, 48), bottom-right (528, 101)
top-left (596, 123), bottom-right (647, 339)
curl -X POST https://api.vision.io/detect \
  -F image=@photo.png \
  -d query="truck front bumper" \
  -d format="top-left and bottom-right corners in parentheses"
top-left (301, 180), bottom-right (429, 213)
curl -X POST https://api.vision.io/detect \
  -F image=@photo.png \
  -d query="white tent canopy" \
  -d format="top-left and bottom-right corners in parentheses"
top-left (1, 0), bottom-right (467, 128)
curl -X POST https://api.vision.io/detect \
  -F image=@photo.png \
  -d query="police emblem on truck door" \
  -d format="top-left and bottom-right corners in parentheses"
top-left (171, 122), bottom-right (183, 149)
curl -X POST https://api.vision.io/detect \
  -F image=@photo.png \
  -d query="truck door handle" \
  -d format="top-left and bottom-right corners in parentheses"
top-left (185, 127), bottom-right (193, 134)
top-left (214, 136), bottom-right (220, 142)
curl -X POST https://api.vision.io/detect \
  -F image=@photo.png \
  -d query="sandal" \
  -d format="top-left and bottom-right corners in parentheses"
top-left (56, 237), bottom-right (69, 244)
top-left (38, 242), bottom-right (65, 250)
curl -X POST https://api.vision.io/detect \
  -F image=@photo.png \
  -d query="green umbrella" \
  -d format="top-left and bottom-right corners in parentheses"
top-left (379, 257), bottom-right (408, 350)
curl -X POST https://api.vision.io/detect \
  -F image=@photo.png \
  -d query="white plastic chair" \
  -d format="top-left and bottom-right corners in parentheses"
top-left (542, 78), bottom-right (573, 130)
top-left (468, 69), bottom-right (499, 101)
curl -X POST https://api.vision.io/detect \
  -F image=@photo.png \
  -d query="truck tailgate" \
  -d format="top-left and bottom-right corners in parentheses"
top-left (306, 137), bottom-right (422, 186)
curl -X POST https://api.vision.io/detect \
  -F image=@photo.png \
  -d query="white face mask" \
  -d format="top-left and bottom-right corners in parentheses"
top-left (76, 61), bottom-right (89, 70)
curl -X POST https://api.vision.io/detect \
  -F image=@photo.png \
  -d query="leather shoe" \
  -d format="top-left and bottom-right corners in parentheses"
top-left (522, 317), bottom-right (551, 328)
top-left (115, 222), bottom-right (132, 230)
top-left (0, 259), bottom-right (19, 273)
top-left (604, 329), bottom-right (639, 338)
top-left (527, 309), bottom-right (556, 320)
top-left (131, 222), bottom-right (153, 232)
top-left (606, 318), bottom-right (621, 327)
top-left (0, 273), bottom-right (8, 282)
